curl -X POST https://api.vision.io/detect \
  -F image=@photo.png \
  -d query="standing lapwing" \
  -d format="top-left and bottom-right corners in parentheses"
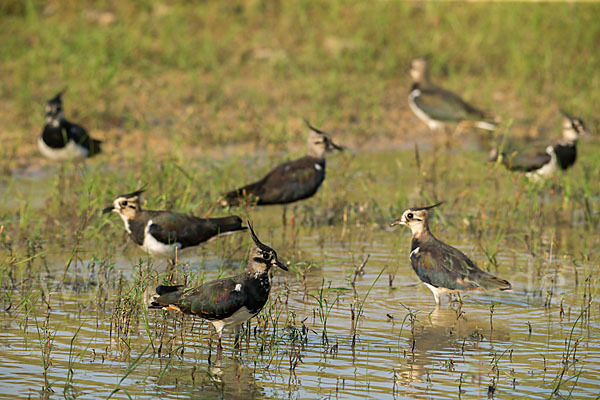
top-left (490, 113), bottom-right (590, 180)
top-left (408, 58), bottom-right (497, 134)
top-left (221, 120), bottom-right (342, 212)
top-left (149, 222), bottom-right (287, 349)
top-left (103, 188), bottom-right (246, 264)
top-left (39, 90), bottom-right (102, 161)
top-left (390, 202), bottom-right (511, 305)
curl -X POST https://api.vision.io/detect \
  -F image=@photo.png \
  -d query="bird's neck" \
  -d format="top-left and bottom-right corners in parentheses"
top-left (413, 76), bottom-right (432, 89)
top-left (411, 223), bottom-right (434, 247)
top-left (46, 117), bottom-right (61, 127)
top-left (559, 137), bottom-right (578, 147)
top-left (118, 210), bottom-right (143, 234)
top-left (307, 147), bottom-right (326, 159)
top-left (118, 213), bottom-right (133, 234)
top-left (244, 267), bottom-right (270, 282)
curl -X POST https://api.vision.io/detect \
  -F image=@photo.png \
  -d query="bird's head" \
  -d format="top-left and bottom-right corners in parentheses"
top-left (390, 201), bottom-right (443, 238)
top-left (102, 188), bottom-right (145, 221)
top-left (410, 57), bottom-right (430, 83)
top-left (304, 119), bottom-right (343, 159)
top-left (561, 112), bottom-right (590, 142)
top-left (45, 90), bottom-right (66, 124)
top-left (247, 221), bottom-right (287, 275)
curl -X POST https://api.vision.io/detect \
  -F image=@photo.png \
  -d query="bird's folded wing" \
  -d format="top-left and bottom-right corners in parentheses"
top-left (415, 88), bottom-right (485, 122)
top-left (502, 150), bottom-right (551, 172)
top-left (63, 121), bottom-right (90, 144)
top-left (410, 245), bottom-right (480, 291)
top-left (147, 221), bottom-right (179, 245)
top-left (257, 158), bottom-right (323, 202)
top-left (184, 279), bottom-right (246, 320)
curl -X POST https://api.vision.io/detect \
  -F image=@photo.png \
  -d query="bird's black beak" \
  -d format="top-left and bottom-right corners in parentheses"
top-left (390, 218), bottom-right (403, 227)
top-left (327, 138), bottom-right (343, 152)
top-left (102, 205), bottom-right (115, 214)
top-left (274, 259), bottom-right (288, 271)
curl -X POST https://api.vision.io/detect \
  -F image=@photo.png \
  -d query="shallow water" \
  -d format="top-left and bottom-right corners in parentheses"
top-left (1, 148), bottom-right (599, 399)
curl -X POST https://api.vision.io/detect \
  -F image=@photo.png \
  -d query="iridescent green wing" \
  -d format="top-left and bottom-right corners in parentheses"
top-left (410, 242), bottom-right (480, 291)
top-left (414, 87), bottom-right (486, 122)
top-left (181, 277), bottom-right (246, 320)
top-left (147, 212), bottom-right (220, 247)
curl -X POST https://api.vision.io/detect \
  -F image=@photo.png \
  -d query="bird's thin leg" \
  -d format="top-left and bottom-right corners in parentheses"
top-left (208, 334), bottom-right (214, 364)
top-left (454, 121), bottom-right (472, 136)
top-left (433, 291), bottom-right (441, 306)
top-left (233, 325), bottom-right (242, 350)
top-left (442, 126), bottom-right (453, 149)
top-left (57, 163), bottom-right (66, 208)
top-left (217, 330), bottom-right (223, 353)
top-left (282, 205), bottom-right (288, 227)
top-left (290, 205), bottom-right (297, 230)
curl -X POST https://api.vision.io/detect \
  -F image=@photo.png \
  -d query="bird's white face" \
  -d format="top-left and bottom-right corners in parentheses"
top-left (248, 245), bottom-right (280, 275)
top-left (307, 129), bottom-right (341, 158)
top-left (307, 129), bottom-right (327, 158)
top-left (103, 194), bottom-right (143, 225)
top-left (44, 102), bottom-right (64, 124)
top-left (111, 196), bottom-right (141, 219)
top-left (562, 116), bottom-right (589, 142)
top-left (410, 59), bottom-right (428, 83)
top-left (391, 209), bottom-right (428, 237)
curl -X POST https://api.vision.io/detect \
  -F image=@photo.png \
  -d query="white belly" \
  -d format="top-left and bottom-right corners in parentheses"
top-left (408, 89), bottom-right (444, 131)
top-left (211, 306), bottom-right (256, 335)
top-left (141, 220), bottom-right (181, 256)
top-left (38, 136), bottom-right (88, 161)
top-left (526, 158), bottom-right (557, 181)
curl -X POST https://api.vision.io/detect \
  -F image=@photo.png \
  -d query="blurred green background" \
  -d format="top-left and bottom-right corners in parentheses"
top-left (1, 0), bottom-right (598, 165)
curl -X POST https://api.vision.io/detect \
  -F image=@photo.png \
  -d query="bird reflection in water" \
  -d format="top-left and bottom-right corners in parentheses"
top-left (393, 306), bottom-right (510, 396)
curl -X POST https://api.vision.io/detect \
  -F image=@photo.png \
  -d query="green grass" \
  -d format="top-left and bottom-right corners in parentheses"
top-left (0, 1), bottom-right (598, 156)
top-left (1, 1), bottom-right (600, 399)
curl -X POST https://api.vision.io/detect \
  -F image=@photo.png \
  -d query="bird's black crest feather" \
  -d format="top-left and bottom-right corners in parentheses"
top-left (119, 186), bottom-right (146, 199)
top-left (302, 118), bottom-right (326, 135)
top-left (410, 201), bottom-right (444, 212)
top-left (247, 220), bottom-right (272, 252)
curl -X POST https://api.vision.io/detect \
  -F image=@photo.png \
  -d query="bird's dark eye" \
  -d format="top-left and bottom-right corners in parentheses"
top-left (407, 213), bottom-right (414, 219)
top-left (262, 252), bottom-right (272, 261)
top-left (120, 200), bottom-right (128, 207)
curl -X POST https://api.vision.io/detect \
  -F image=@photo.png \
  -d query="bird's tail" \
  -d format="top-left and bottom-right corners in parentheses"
top-left (474, 120), bottom-right (497, 131)
top-left (89, 138), bottom-right (102, 156)
top-left (211, 215), bottom-right (248, 235)
top-left (221, 182), bottom-right (261, 207)
top-left (149, 285), bottom-right (185, 309)
top-left (480, 274), bottom-right (512, 292)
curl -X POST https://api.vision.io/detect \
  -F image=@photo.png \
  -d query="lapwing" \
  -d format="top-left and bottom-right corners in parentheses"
top-left (149, 222), bottom-right (287, 349)
top-left (408, 58), bottom-right (497, 133)
top-left (102, 188), bottom-right (247, 264)
top-left (221, 120), bottom-right (342, 208)
top-left (38, 90), bottom-right (102, 161)
top-left (390, 202), bottom-right (511, 305)
top-left (491, 113), bottom-right (589, 179)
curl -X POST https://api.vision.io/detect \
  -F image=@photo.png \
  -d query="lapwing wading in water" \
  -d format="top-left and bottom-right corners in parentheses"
top-left (390, 202), bottom-right (511, 305)
top-left (38, 90), bottom-right (102, 161)
top-left (491, 112), bottom-right (590, 180)
top-left (221, 120), bottom-right (342, 225)
top-left (103, 189), bottom-right (246, 264)
top-left (408, 58), bottom-right (497, 136)
top-left (149, 222), bottom-right (287, 349)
